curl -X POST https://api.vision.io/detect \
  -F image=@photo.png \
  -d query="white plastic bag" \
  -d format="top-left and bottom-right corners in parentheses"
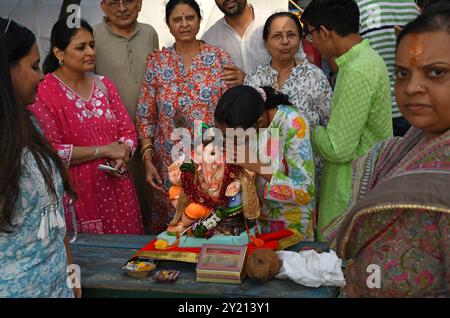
top-left (275, 250), bottom-right (346, 287)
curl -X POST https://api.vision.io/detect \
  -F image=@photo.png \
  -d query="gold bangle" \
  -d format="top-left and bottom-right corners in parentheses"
top-left (142, 148), bottom-right (154, 162)
top-left (140, 143), bottom-right (153, 155)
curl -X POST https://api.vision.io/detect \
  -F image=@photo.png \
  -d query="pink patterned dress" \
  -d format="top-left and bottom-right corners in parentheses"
top-left (29, 73), bottom-right (144, 235)
top-left (136, 43), bottom-right (231, 233)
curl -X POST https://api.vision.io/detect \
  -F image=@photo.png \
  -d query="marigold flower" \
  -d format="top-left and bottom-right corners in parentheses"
top-left (154, 239), bottom-right (169, 250)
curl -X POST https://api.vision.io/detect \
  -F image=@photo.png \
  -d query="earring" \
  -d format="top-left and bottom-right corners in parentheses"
top-left (59, 59), bottom-right (64, 67)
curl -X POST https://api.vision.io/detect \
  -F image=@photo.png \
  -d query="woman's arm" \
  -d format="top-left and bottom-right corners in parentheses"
top-left (141, 137), bottom-right (165, 192)
top-left (29, 94), bottom-right (74, 166)
top-left (218, 50), bottom-right (237, 88)
top-left (64, 236), bottom-right (82, 298)
top-left (70, 143), bottom-right (130, 166)
top-left (136, 53), bottom-right (158, 142)
top-left (29, 88), bottom-right (129, 168)
top-left (136, 54), bottom-right (165, 192)
top-left (102, 76), bottom-right (138, 156)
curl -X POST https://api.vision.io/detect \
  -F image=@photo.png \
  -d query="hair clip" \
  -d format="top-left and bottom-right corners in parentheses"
top-left (3, 16), bottom-right (12, 34)
top-left (254, 86), bottom-right (267, 102)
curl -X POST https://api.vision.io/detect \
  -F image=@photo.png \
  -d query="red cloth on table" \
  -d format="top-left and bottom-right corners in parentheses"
top-left (138, 229), bottom-right (295, 255)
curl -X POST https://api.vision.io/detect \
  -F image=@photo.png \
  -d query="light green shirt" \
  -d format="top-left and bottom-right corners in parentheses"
top-left (94, 19), bottom-right (159, 120)
top-left (312, 39), bottom-right (393, 241)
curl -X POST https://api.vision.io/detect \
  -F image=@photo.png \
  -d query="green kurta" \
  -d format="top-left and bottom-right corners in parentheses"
top-left (312, 39), bottom-right (393, 241)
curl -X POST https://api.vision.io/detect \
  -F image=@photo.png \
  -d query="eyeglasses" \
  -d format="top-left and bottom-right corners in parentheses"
top-left (304, 27), bottom-right (318, 43)
top-left (107, 0), bottom-right (136, 10)
top-left (270, 32), bottom-right (299, 43)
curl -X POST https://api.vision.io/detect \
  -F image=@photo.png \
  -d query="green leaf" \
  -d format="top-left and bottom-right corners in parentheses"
top-left (273, 171), bottom-right (289, 182)
top-left (286, 128), bottom-right (297, 142)
top-left (266, 200), bottom-right (282, 218)
top-left (304, 160), bottom-right (315, 176)
top-left (180, 162), bottom-right (195, 173)
top-left (286, 158), bottom-right (297, 169)
top-left (307, 184), bottom-right (315, 196)
top-left (288, 223), bottom-right (304, 235)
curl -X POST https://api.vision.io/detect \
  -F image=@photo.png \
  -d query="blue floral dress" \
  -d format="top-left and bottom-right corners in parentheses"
top-left (136, 42), bottom-right (231, 233)
top-left (0, 148), bottom-right (73, 298)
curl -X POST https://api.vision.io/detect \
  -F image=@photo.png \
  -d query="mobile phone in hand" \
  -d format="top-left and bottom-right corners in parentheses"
top-left (98, 164), bottom-right (122, 174)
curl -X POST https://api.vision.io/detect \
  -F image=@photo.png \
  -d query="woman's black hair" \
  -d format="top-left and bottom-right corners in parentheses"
top-left (214, 85), bottom-right (292, 129)
top-left (165, 0), bottom-right (202, 24)
top-left (263, 12), bottom-right (303, 41)
top-left (397, 2), bottom-right (450, 47)
top-left (43, 18), bottom-right (93, 74)
top-left (0, 18), bottom-right (76, 232)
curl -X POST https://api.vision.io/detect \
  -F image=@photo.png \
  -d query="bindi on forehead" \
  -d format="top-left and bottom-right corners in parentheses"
top-left (172, 9), bottom-right (195, 19)
top-left (409, 34), bottom-right (424, 66)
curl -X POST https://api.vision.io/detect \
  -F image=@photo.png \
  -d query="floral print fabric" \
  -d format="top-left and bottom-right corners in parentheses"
top-left (0, 149), bottom-right (73, 298)
top-left (136, 43), bottom-right (231, 233)
top-left (29, 74), bottom-right (143, 235)
top-left (344, 209), bottom-right (449, 297)
top-left (332, 128), bottom-right (450, 297)
top-left (244, 59), bottom-right (332, 196)
top-left (244, 59), bottom-right (332, 129)
top-left (258, 105), bottom-right (315, 241)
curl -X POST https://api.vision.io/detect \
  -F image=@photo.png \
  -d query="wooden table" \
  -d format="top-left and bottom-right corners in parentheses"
top-left (71, 234), bottom-right (339, 298)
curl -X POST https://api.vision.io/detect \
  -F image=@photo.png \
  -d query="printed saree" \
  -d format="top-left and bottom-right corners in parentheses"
top-left (325, 127), bottom-right (450, 297)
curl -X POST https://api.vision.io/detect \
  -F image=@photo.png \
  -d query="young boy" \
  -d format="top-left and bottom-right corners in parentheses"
top-left (301, 0), bottom-right (393, 241)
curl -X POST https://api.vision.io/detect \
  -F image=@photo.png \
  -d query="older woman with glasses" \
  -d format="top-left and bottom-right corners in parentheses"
top-left (245, 12), bottom-right (332, 132)
top-left (244, 12), bottom-right (333, 203)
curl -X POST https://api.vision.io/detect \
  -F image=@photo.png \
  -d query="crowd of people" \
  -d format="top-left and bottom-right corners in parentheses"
top-left (0, 0), bottom-right (448, 298)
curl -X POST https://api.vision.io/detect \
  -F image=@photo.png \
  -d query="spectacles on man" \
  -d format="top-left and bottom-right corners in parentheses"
top-left (107, 0), bottom-right (136, 10)
top-left (304, 27), bottom-right (318, 43)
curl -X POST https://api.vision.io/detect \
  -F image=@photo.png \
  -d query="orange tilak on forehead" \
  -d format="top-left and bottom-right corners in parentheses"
top-left (409, 34), bottom-right (423, 66)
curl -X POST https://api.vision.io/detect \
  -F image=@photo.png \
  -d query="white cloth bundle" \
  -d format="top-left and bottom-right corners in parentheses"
top-left (275, 250), bottom-right (346, 288)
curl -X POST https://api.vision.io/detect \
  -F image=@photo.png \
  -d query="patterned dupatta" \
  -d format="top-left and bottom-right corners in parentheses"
top-left (324, 127), bottom-right (450, 259)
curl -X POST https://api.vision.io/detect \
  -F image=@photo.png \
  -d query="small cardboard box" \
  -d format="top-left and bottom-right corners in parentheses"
top-left (196, 244), bottom-right (247, 284)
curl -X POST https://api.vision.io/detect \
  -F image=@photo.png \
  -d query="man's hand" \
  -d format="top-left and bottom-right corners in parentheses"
top-left (147, 47), bottom-right (166, 58)
top-left (222, 64), bottom-right (246, 86)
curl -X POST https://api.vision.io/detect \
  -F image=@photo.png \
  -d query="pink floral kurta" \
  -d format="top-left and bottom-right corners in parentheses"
top-left (136, 43), bottom-right (231, 233)
top-left (29, 73), bottom-right (144, 234)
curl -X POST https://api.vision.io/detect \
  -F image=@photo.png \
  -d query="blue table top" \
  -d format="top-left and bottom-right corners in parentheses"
top-left (70, 234), bottom-right (339, 298)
